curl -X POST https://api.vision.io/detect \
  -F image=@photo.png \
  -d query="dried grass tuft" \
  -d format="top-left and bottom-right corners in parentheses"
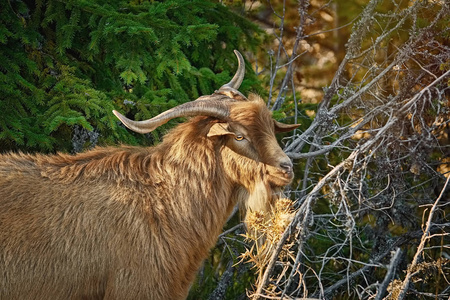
top-left (241, 198), bottom-right (297, 298)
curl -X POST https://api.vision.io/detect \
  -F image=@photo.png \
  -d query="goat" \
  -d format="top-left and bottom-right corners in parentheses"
top-left (0, 50), bottom-right (299, 300)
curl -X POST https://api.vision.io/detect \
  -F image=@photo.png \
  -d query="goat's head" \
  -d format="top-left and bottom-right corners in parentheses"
top-left (113, 51), bottom-right (299, 188)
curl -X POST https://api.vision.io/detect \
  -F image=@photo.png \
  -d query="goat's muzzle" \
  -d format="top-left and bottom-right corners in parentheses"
top-left (265, 162), bottom-right (294, 187)
top-left (278, 157), bottom-right (295, 181)
top-left (279, 161), bottom-right (294, 175)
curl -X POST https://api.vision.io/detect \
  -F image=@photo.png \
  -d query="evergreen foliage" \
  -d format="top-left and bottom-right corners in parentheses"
top-left (0, 0), bottom-right (265, 153)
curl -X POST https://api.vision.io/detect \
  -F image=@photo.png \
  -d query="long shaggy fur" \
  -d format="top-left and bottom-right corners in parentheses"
top-left (0, 97), bottom-right (292, 300)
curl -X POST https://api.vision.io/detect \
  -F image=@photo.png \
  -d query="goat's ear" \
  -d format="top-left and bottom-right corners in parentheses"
top-left (274, 120), bottom-right (300, 133)
top-left (207, 123), bottom-right (234, 137)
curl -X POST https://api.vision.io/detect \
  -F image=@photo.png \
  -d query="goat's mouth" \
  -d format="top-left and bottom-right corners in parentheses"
top-left (283, 169), bottom-right (294, 180)
top-left (279, 168), bottom-right (294, 183)
top-left (265, 165), bottom-right (294, 187)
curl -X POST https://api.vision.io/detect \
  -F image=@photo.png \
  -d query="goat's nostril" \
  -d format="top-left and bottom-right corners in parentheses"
top-left (280, 161), bottom-right (293, 173)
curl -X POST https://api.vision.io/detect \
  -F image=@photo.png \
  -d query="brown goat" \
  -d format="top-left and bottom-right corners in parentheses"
top-left (0, 51), bottom-right (298, 300)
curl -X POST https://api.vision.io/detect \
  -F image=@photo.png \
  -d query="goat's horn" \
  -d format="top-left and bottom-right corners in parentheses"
top-left (218, 50), bottom-right (245, 90)
top-left (113, 100), bottom-right (230, 134)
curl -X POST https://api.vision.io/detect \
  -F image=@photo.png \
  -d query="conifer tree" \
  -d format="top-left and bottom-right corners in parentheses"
top-left (0, 0), bottom-right (265, 153)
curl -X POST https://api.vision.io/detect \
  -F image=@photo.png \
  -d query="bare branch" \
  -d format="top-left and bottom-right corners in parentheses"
top-left (395, 176), bottom-right (450, 300)
top-left (375, 248), bottom-right (403, 300)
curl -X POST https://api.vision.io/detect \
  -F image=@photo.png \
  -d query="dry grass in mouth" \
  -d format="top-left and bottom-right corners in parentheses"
top-left (240, 198), bottom-right (297, 298)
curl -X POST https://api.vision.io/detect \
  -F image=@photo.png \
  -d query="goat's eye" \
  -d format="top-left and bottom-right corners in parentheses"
top-left (235, 135), bottom-right (244, 141)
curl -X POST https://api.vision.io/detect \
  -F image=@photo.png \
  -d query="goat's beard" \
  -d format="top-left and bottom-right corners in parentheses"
top-left (245, 181), bottom-right (286, 212)
top-left (246, 181), bottom-right (273, 213)
top-left (240, 180), bottom-right (288, 248)
top-left (238, 161), bottom-right (292, 221)
top-left (243, 160), bottom-right (294, 245)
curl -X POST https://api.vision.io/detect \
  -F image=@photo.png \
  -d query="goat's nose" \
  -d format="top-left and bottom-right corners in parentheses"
top-left (279, 160), bottom-right (293, 173)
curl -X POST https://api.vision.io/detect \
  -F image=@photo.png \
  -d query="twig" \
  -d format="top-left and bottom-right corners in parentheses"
top-left (395, 176), bottom-right (450, 300)
top-left (374, 248), bottom-right (402, 300)
top-left (253, 149), bottom-right (362, 299)
top-left (207, 257), bottom-right (235, 300)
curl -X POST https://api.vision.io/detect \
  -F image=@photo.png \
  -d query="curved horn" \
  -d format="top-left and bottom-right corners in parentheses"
top-left (219, 50), bottom-right (245, 90)
top-left (113, 100), bottom-right (230, 134)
